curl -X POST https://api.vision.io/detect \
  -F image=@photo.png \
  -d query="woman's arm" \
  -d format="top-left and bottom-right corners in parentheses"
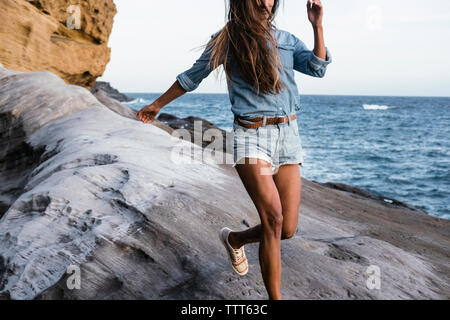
top-left (292, 0), bottom-right (331, 78)
top-left (312, 26), bottom-right (326, 61)
top-left (138, 32), bottom-right (220, 124)
top-left (137, 81), bottom-right (186, 124)
top-left (307, 0), bottom-right (326, 60)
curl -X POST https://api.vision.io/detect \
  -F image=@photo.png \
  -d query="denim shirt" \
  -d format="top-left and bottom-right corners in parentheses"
top-left (176, 28), bottom-right (332, 119)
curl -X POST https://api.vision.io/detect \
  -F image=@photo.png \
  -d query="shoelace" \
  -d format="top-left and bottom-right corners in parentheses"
top-left (226, 232), bottom-right (244, 262)
top-left (230, 246), bottom-right (243, 262)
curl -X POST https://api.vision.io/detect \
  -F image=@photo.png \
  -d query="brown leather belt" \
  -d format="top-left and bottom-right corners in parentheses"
top-left (235, 113), bottom-right (297, 129)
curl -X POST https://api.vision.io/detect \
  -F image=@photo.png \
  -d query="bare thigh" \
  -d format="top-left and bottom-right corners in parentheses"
top-left (234, 158), bottom-right (282, 223)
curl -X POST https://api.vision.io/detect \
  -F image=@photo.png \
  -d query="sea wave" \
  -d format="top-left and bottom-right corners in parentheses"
top-left (363, 104), bottom-right (391, 110)
top-left (123, 98), bottom-right (151, 105)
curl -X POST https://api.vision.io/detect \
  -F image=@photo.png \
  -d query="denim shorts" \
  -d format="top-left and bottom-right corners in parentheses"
top-left (232, 115), bottom-right (304, 174)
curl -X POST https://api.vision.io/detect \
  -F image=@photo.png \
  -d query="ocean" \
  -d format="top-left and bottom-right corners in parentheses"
top-left (123, 93), bottom-right (450, 220)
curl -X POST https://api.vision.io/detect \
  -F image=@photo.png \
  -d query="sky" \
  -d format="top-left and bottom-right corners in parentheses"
top-left (99, 0), bottom-right (450, 97)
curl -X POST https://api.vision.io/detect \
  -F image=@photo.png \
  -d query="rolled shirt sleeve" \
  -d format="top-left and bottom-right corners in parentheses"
top-left (291, 33), bottom-right (332, 78)
top-left (176, 32), bottom-right (220, 92)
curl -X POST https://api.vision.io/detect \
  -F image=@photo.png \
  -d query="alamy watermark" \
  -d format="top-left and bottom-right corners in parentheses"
top-left (366, 5), bottom-right (383, 31)
top-left (66, 5), bottom-right (81, 30)
top-left (66, 265), bottom-right (81, 290)
top-left (365, 265), bottom-right (381, 290)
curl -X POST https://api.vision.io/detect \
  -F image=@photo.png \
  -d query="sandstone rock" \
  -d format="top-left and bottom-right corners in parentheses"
top-left (0, 64), bottom-right (449, 300)
top-left (0, 0), bottom-right (116, 89)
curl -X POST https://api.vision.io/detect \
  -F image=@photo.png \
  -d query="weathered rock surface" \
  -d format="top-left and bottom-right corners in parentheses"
top-left (90, 89), bottom-right (175, 135)
top-left (0, 64), bottom-right (449, 300)
top-left (91, 81), bottom-right (133, 102)
top-left (0, 0), bottom-right (117, 89)
top-left (92, 89), bottom-right (137, 120)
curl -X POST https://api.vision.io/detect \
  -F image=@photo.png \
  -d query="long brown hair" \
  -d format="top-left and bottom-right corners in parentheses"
top-left (196, 0), bottom-right (285, 95)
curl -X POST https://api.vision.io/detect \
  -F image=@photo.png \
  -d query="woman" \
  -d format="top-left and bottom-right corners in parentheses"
top-left (137, 0), bottom-right (332, 300)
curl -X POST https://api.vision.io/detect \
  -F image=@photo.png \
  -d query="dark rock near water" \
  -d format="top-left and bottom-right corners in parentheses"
top-left (91, 81), bottom-right (133, 102)
top-left (317, 182), bottom-right (429, 214)
top-left (157, 113), bottom-right (233, 156)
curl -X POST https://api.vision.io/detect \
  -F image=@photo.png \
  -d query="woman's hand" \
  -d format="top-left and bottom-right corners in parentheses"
top-left (137, 103), bottom-right (160, 123)
top-left (307, 0), bottom-right (323, 28)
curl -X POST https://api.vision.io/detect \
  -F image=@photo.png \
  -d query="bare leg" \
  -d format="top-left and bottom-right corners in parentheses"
top-left (229, 164), bottom-right (302, 248)
top-left (233, 158), bottom-right (300, 300)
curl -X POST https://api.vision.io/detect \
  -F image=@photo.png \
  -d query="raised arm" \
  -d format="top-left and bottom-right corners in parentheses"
top-left (307, 0), bottom-right (326, 60)
top-left (292, 0), bottom-right (332, 78)
top-left (292, 33), bottom-right (332, 78)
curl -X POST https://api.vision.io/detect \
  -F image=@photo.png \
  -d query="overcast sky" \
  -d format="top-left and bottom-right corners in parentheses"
top-left (99, 0), bottom-right (450, 97)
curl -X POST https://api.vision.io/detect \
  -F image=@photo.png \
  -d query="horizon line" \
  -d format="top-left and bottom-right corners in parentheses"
top-left (123, 92), bottom-right (450, 99)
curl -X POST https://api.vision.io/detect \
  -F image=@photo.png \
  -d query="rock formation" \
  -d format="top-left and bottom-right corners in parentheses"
top-left (0, 0), bottom-right (117, 89)
top-left (157, 113), bottom-right (233, 153)
top-left (91, 81), bottom-right (133, 102)
top-left (0, 64), bottom-right (449, 300)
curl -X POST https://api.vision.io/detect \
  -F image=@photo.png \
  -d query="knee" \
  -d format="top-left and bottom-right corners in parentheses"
top-left (262, 206), bottom-right (283, 237)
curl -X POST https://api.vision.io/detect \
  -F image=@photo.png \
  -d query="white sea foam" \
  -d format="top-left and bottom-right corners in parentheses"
top-left (363, 104), bottom-right (391, 110)
top-left (123, 98), bottom-right (150, 105)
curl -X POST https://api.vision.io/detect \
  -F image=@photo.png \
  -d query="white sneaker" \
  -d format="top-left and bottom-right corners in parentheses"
top-left (219, 227), bottom-right (248, 276)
